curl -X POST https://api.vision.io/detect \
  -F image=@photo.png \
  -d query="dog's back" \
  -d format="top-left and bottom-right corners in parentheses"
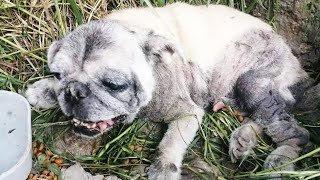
top-left (107, 3), bottom-right (272, 68)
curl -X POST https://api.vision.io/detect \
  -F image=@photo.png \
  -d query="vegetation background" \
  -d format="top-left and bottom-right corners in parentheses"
top-left (1, 0), bottom-right (320, 179)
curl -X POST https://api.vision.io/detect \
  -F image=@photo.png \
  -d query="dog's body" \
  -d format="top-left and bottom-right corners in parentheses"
top-left (26, 3), bottom-right (310, 179)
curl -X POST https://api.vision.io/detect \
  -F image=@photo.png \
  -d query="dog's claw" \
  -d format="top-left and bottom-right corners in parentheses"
top-left (229, 123), bottom-right (258, 162)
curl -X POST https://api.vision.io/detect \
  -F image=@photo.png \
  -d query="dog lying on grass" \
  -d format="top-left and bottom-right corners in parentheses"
top-left (26, 2), bottom-right (310, 179)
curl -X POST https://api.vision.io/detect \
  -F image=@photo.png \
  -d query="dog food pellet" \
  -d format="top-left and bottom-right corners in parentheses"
top-left (31, 174), bottom-right (39, 180)
top-left (39, 143), bottom-right (44, 151)
top-left (28, 141), bottom-right (65, 180)
top-left (36, 151), bottom-right (43, 157)
top-left (54, 158), bottom-right (64, 164)
top-left (45, 150), bottom-right (53, 157)
top-left (33, 148), bottom-right (38, 155)
top-left (41, 169), bottom-right (50, 175)
top-left (237, 115), bottom-right (244, 122)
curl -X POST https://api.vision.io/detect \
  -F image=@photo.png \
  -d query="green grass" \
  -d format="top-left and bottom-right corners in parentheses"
top-left (1, 0), bottom-right (320, 179)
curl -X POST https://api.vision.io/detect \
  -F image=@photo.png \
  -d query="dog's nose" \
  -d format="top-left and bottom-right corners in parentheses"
top-left (66, 82), bottom-right (91, 100)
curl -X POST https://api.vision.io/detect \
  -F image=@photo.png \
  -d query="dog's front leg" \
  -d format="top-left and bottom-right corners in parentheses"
top-left (25, 78), bottom-right (58, 109)
top-left (148, 108), bottom-right (204, 180)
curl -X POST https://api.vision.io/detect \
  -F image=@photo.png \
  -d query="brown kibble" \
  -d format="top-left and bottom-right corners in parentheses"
top-left (49, 171), bottom-right (55, 177)
top-left (36, 151), bottom-right (43, 157)
top-left (47, 176), bottom-right (53, 180)
top-left (45, 150), bottom-right (54, 157)
top-left (54, 175), bottom-right (58, 180)
top-left (32, 174), bottom-right (39, 180)
top-left (233, 110), bottom-right (240, 116)
top-left (28, 173), bottom-right (33, 179)
top-left (41, 169), bottom-right (50, 175)
top-left (39, 143), bottom-right (44, 151)
top-left (32, 142), bottom-right (37, 148)
top-left (237, 115), bottom-right (244, 122)
top-left (54, 158), bottom-right (64, 164)
top-left (33, 148), bottom-right (38, 155)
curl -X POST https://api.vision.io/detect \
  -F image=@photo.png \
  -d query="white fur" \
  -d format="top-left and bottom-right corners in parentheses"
top-left (107, 2), bottom-right (306, 101)
top-left (108, 3), bottom-right (272, 71)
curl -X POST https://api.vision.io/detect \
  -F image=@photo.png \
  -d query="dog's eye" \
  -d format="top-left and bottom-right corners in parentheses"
top-left (102, 80), bottom-right (129, 91)
top-left (51, 72), bottom-right (61, 80)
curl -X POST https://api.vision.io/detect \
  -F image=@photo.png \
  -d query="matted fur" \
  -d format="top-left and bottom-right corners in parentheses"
top-left (25, 3), bottom-right (310, 179)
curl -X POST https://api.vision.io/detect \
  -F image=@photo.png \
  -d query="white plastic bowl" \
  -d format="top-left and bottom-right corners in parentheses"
top-left (0, 90), bottom-right (32, 180)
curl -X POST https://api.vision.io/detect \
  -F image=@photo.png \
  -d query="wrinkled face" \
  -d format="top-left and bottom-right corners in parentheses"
top-left (48, 20), bottom-right (155, 137)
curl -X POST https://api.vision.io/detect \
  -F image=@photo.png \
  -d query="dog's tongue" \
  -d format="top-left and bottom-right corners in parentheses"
top-left (97, 120), bottom-right (114, 132)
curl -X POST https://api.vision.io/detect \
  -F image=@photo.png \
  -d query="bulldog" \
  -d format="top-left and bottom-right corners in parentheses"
top-left (25, 2), bottom-right (310, 179)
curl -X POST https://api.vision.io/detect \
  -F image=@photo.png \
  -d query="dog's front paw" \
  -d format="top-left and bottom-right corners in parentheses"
top-left (229, 123), bottom-right (259, 162)
top-left (25, 78), bottom-right (57, 109)
top-left (263, 145), bottom-right (297, 179)
top-left (147, 159), bottom-right (180, 180)
top-left (264, 154), bottom-right (294, 171)
top-left (264, 155), bottom-right (294, 180)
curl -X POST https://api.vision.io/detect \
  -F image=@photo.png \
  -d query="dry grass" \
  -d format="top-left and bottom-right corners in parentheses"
top-left (1, 0), bottom-right (320, 179)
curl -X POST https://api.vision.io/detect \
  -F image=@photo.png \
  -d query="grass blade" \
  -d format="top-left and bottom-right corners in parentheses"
top-left (68, 0), bottom-right (83, 25)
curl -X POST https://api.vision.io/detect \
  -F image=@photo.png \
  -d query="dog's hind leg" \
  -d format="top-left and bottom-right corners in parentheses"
top-left (232, 70), bottom-right (309, 178)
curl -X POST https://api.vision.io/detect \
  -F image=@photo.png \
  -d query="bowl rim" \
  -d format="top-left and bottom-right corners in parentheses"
top-left (0, 90), bottom-right (32, 178)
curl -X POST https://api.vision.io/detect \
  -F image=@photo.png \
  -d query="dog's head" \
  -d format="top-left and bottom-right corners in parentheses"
top-left (45, 20), bottom-right (183, 137)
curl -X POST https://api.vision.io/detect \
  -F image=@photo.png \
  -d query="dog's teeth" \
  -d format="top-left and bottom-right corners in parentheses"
top-left (88, 123), bottom-right (96, 128)
top-left (73, 118), bottom-right (80, 123)
top-left (72, 118), bottom-right (81, 126)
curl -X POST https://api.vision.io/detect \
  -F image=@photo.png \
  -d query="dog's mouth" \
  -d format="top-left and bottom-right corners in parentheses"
top-left (71, 115), bottom-right (127, 136)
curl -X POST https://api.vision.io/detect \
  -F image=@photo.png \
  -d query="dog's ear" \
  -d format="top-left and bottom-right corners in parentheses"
top-left (47, 40), bottom-right (63, 65)
top-left (139, 31), bottom-right (186, 64)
